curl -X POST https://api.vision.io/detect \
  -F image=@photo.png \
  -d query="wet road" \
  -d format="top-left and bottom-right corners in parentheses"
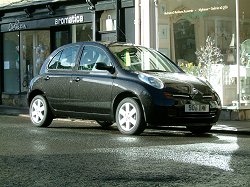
top-left (0, 115), bottom-right (249, 187)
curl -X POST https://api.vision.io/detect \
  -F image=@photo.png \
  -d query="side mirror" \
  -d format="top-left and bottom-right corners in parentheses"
top-left (95, 62), bottom-right (115, 74)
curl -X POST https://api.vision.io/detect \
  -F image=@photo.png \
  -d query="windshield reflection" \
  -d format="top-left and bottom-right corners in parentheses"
top-left (109, 45), bottom-right (182, 73)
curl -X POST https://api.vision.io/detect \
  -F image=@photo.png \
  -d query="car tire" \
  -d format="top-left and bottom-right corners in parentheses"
top-left (96, 121), bottom-right (113, 128)
top-left (30, 95), bottom-right (53, 127)
top-left (116, 98), bottom-right (146, 135)
top-left (186, 125), bottom-right (212, 134)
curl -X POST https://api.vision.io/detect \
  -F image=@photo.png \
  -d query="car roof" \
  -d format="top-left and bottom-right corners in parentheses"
top-left (57, 41), bottom-right (139, 49)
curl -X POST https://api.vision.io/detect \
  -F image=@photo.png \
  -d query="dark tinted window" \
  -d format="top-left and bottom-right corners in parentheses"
top-left (48, 46), bottom-right (80, 70)
top-left (79, 46), bottom-right (111, 71)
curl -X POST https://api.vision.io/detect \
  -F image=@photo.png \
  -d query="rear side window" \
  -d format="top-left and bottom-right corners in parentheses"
top-left (48, 46), bottom-right (80, 70)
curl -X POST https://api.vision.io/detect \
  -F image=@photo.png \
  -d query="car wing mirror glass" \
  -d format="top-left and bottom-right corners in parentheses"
top-left (95, 62), bottom-right (115, 74)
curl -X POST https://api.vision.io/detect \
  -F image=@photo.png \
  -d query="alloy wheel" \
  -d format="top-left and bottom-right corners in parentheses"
top-left (29, 95), bottom-right (53, 127)
top-left (31, 98), bottom-right (45, 124)
top-left (118, 102), bottom-right (138, 131)
top-left (116, 98), bottom-right (146, 135)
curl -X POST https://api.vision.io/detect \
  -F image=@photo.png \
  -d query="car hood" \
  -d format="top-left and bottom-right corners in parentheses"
top-left (146, 72), bottom-right (213, 94)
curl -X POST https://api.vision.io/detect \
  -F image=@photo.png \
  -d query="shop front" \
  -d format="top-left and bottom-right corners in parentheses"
top-left (137, 0), bottom-right (250, 120)
top-left (0, 0), bottom-right (135, 106)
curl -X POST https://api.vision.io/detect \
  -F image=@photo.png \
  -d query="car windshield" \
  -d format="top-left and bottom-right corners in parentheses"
top-left (108, 45), bottom-right (182, 73)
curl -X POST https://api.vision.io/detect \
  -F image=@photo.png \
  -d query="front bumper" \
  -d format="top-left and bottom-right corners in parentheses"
top-left (145, 101), bottom-right (221, 126)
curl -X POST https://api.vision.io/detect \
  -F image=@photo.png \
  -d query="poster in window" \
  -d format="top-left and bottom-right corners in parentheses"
top-left (159, 24), bottom-right (168, 39)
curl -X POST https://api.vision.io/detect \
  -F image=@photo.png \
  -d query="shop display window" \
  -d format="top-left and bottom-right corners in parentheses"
top-left (157, 0), bottom-right (250, 108)
top-left (239, 0), bottom-right (250, 107)
top-left (54, 29), bottom-right (69, 50)
top-left (73, 23), bottom-right (93, 42)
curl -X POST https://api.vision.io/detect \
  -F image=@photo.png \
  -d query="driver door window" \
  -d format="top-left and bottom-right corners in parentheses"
top-left (79, 46), bottom-right (111, 71)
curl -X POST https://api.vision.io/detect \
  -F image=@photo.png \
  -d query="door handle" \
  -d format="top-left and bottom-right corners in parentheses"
top-left (74, 77), bottom-right (81, 82)
top-left (44, 76), bottom-right (50, 80)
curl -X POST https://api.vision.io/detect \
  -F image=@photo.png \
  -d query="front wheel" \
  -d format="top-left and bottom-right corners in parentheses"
top-left (116, 98), bottom-right (146, 135)
top-left (186, 125), bottom-right (212, 134)
top-left (29, 95), bottom-right (53, 127)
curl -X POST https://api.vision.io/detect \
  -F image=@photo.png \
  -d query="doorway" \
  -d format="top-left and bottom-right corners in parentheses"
top-left (174, 19), bottom-right (196, 64)
top-left (20, 30), bottom-right (50, 92)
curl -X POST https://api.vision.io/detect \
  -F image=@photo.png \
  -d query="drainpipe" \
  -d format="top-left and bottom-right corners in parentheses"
top-left (116, 0), bottom-right (126, 42)
top-left (92, 10), bottom-right (96, 41)
top-left (86, 0), bottom-right (96, 41)
top-left (154, 0), bottom-right (158, 50)
top-left (116, 0), bottom-right (121, 42)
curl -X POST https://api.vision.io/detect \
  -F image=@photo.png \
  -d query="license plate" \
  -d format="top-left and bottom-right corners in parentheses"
top-left (185, 104), bottom-right (209, 112)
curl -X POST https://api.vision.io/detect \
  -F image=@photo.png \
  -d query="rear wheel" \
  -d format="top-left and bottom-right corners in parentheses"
top-left (29, 95), bottom-right (53, 127)
top-left (116, 98), bottom-right (146, 135)
top-left (186, 125), bottom-right (212, 134)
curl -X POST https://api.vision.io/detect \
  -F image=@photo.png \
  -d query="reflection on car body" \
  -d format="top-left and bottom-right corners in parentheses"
top-left (28, 42), bottom-right (221, 135)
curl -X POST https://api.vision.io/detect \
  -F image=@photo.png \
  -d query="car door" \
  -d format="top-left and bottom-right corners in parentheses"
top-left (42, 45), bottom-right (80, 111)
top-left (69, 44), bottom-right (114, 114)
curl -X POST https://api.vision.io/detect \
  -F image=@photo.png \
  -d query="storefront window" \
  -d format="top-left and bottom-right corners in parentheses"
top-left (239, 0), bottom-right (250, 107)
top-left (3, 32), bottom-right (20, 93)
top-left (158, 0), bottom-right (238, 107)
top-left (54, 29), bottom-right (69, 50)
top-left (56, 23), bottom-right (92, 46)
top-left (74, 23), bottom-right (93, 42)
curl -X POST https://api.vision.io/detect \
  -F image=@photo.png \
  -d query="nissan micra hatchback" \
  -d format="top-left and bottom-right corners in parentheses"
top-left (28, 42), bottom-right (221, 135)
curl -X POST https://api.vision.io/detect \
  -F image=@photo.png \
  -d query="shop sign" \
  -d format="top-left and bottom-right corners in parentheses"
top-left (8, 19), bottom-right (27, 31)
top-left (55, 14), bottom-right (84, 25)
top-left (165, 5), bottom-right (229, 15)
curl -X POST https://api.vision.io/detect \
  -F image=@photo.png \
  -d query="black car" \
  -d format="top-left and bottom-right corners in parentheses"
top-left (27, 42), bottom-right (221, 135)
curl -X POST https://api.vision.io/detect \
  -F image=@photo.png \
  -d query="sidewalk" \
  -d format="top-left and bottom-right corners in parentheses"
top-left (0, 105), bottom-right (249, 135)
top-left (0, 105), bottom-right (29, 117)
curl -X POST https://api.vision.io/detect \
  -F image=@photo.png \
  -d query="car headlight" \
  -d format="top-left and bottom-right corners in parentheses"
top-left (138, 73), bottom-right (164, 89)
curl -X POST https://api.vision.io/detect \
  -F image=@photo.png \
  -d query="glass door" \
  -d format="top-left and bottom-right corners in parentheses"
top-left (173, 19), bottom-right (196, 63)
top-left (20, 30), bottom-right (50, 92)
